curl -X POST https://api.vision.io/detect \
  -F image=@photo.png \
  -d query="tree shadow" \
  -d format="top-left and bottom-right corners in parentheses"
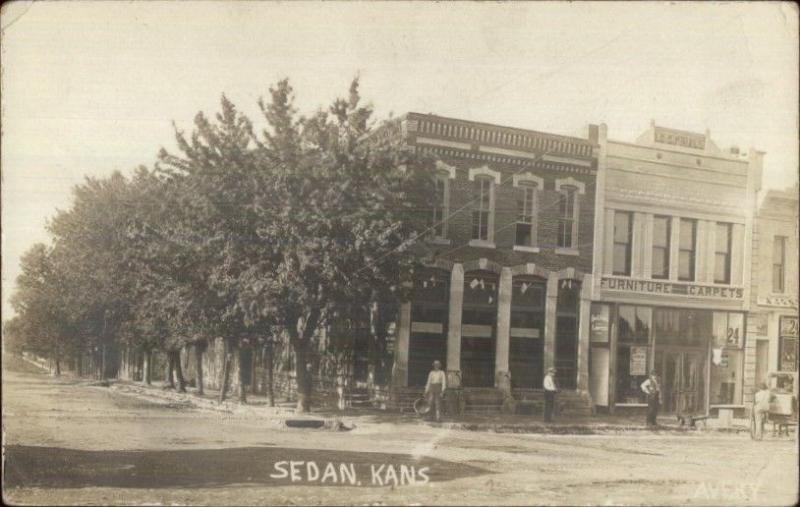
top-left (4, 445), bottom-right (490, 489)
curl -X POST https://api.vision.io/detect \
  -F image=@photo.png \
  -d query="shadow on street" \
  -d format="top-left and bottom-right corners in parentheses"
top-left (4, 445), bottom-right (490, 489)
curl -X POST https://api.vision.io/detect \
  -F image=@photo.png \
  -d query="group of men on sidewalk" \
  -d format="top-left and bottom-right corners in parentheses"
top-left (424, 361), bottom-right (667, 427)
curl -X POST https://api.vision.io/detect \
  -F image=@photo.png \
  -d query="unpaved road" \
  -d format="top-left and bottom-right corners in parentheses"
top-left (3, 358), bottom-right (798, 506)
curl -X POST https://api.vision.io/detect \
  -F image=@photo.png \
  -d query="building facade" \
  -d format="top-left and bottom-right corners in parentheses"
top-left (590, 121), bottom-right (763, 416)
top-left (744, 188), bottom-right (799, 404)
top-left (390, 113), bottom-right (599, 411)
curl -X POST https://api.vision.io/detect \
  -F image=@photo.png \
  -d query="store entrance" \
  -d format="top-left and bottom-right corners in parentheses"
top-left (656, 348), bottom-right (706, 415)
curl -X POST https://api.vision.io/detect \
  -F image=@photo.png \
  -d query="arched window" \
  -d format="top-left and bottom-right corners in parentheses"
top-left (408, 269), bottom-right (450, 387)
top-left (461, 271), bottom-right (498, 387)
top-left (510, 276), bottom-right (546, 388)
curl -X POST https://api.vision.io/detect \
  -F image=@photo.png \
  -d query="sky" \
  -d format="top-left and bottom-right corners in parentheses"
top-left (1, 1), bottom-right (798, 318)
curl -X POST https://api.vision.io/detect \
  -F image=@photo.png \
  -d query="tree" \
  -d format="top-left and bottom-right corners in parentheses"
top-left (204, 78), bottom-right (434, 411)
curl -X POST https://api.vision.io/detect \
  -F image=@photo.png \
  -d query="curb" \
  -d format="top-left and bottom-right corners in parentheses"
top-left (103, 380), bottom-right (752, 436)
top-left (107, 381), bottom-right (352, 430)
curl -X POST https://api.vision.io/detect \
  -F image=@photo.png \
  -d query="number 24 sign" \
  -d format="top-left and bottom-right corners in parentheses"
top-left (780, 316), bottom-right (799, 338)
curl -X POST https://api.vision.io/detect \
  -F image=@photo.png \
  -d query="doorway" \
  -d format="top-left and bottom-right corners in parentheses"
top-left (655, 348), bottom-right (707, 414)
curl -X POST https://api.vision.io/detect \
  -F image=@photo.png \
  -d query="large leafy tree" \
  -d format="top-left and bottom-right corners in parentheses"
top-left (9, 77), bottom-right (435, 412)
top-left (158, 78), bottom-right (435, 411)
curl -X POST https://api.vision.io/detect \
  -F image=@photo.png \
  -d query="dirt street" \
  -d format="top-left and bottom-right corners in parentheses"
top-left (3, 359), bottom-right (798, 506)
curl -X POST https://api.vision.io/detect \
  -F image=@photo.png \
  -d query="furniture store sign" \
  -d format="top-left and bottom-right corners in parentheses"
top-left (601, 276), bottom-right (744, 300)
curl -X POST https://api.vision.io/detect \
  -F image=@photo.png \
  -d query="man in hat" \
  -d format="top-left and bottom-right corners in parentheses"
top-left (641, 369), bottom-right (661, 427)
top-left (425, 360), bottom-right (447, 422)
top-left (543, 367), bottom-right (559, 422)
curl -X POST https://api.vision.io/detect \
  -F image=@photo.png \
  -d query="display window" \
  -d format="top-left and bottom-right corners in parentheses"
top-left (709, 312), bottom-right (744, 405)
top-left (615, 305), bottom-right (652, 404)
top-left (779, 316), bottom-right (798, 372)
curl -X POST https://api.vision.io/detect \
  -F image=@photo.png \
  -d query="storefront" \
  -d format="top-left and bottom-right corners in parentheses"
top-left (590, 301), bottom-right (745, 414)
top-left (589, 122), bottom-right (761, 416)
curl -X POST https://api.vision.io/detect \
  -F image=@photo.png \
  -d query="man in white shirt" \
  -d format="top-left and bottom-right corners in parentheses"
top-left (543, 368), bottom-right (558, 422)
top-left (425, 360), bottom-right (447, 422)
top-left (641, 370), bottom-right (660, 427)
top-left (752, 382), bottom-right (773, 440)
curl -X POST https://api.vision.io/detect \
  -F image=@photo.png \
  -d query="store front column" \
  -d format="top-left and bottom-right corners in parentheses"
top-left (495, 267), bottom-right (512, 392)
top-left (544, 273), bottom-right (559, 371)
top-left (392, 302), bottom-right (411, 388)
top-left (576, 274), bottom-right (592, 392)
top-left (447, 263), bottom-right (464, 388)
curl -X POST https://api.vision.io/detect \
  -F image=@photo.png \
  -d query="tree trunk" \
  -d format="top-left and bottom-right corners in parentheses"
top-left (294, 344), bottom-right (311, 413)
top-left (237, 346), bottom-right (252, 403)
top-left (101, 344), bottom-right (107, 380)
top-left (77, 353), bottom-right (83, 377)
top-left (54, 339), bottom-right (62, 376)
top-left (166, 351), bottom-right (175, 388)
top-left (218, 340), bottom-right (231, 403)
top-left (264, 342), bottom-right (275, 407)
top-left (173, 350), bottom-right (187, 393)
top-left (195, 343), bottom-right (205, 395)
top-left (143, 350), bottom-right (152, 385)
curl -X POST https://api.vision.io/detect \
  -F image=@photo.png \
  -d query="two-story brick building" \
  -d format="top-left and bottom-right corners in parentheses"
top-left (744, 188), bottom-right (799, 404)
top-left (589, 121), bottom-right (763, 417)
top-left (389, 113), bottom-right (600, 413)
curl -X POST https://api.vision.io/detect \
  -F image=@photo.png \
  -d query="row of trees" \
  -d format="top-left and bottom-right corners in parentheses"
top-left (5, 79), bottom-right (436, 411)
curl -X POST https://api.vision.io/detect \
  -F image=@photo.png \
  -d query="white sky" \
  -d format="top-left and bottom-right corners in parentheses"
top-left (2, 1), bottom-right (798, 318)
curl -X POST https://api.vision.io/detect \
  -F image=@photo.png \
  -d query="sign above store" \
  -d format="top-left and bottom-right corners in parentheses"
top-left (600, 276), bottom-right (744, 300)
top-left (757, 296), bottom-right (799, 309)
top-left (654, 127), bottom-right (706, 150)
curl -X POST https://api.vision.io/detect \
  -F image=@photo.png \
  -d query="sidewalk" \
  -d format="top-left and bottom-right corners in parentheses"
top-left (103, 377), bottom-right (756, 436)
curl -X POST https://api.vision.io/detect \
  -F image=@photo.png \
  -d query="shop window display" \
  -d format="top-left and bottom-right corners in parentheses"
top-left (615, 305), bottom-right (652, 403)
top-left (709, 312), bottom-right (744, 405)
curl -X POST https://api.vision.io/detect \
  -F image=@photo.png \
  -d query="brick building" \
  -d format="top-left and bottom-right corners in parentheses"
top-left (390, 113), bottom-right (600, 413)
top-left (589, 121), bottom-right (764, 417)
top-left (744, 188), bottom-right (799, 405)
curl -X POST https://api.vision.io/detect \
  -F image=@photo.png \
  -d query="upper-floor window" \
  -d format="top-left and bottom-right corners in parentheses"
top-left (678, 218), bottom-right (697, 281)
top-left (515, 181), bottom-right (538, 247)
top-left (773, 236), bottom-right (787, 293)
top-left (613, 211), bottom-right (633, 276)
top-left (557, 185), bottom-right (579, 248)
top-left (714, 223), bottom-right (732, 284)
top-left (652, 216), bottom-right (671, 279)
top-left (472, 177), bottom-right (494, 241)
top-left (431, 173), bottom-right (449, 240)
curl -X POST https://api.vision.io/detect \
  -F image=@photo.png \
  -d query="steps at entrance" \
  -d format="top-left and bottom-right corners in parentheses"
top-left (462, 388), bottom-right (505, 414)
top-left (388, 387), bottom-right (594, 417)
top-left (513, 389), bottom-right (593, 417)
top-left (347, 387), bottom-right (373, 408)
top-left (390, 387), bottom-right (424, 413)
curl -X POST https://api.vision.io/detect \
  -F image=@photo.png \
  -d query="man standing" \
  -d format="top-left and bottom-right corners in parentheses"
top-left (752, 382), bottom-right (773, 440)
top-left (641, 369), bottom-right (661, 427)
top-left (543, 367), bottom-right (558, 422)
top-left (425, 360), bottom-right (447, 422)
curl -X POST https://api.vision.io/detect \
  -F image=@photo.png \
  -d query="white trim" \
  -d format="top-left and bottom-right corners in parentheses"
top-left (468, 165), bottom-right (502, 184)
top-left (555, 247), bottom-right (580, 256)
top-left (469, 239), bottom-right (496, 249)
top-left (555, 176), bottom-right (586, 194)
top-left (512, 172), bottom-right (544, 188)
top-left (416, 136), bottom-right (472, 150)
top-left (542, 154), bottom-right (592, 168)
top-left (513, 245), bottom-right (541, 253)
top-left (435, 160), bottom-right (457, 180)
